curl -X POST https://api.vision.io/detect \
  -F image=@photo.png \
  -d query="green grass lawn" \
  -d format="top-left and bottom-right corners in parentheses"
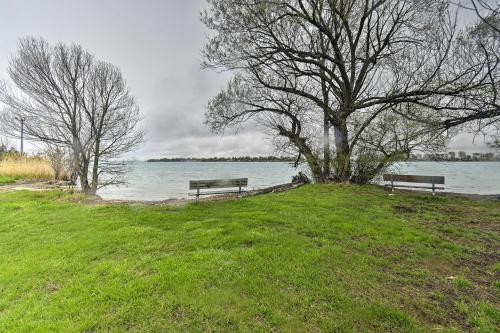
top-left (0, 185), bottom-right (498, 332)
top-left (0, 175), bottom-right (19, 185)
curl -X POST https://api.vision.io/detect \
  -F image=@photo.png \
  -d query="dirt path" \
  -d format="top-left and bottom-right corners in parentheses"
top-left (0, 179), bottom-right (72, 192)
top-left (0, 180), bottom-right (304, 206)
top-left (2, 180), bottom-right (497, 204)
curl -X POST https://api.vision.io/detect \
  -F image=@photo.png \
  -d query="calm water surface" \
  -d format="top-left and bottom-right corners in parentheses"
top-left (98, 161), bottom-right (500, 200)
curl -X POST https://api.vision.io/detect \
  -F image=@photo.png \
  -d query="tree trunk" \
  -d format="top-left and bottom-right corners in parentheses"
top-left (323, 109), bottom-right (331, 182)
top-left (333, 121), bottom-right (351, 182)
top-left (54, 168), bottom-right (60, 181)
top-left (292, 137), bottom-right (325, 183)
top-left (72, 136), bottom-right (91, 194)
top-left (89, 144), bottom-right (100, 195)
top-left (320, 68), bottom-right (331, 182)
top-left (78, 159), bottom-right (91, 193)
top-left (79, 168), bottom-right (91, 193)
top-left (278, 125), bottom-right (326, 183)
top-left (306, 154), bottom-right (326, 183)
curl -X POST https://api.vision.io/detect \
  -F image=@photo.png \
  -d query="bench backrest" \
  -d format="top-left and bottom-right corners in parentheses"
top-left (189, 178), bottom-right (248, 190)
top-left (383, 174), bottom-right (445, 184)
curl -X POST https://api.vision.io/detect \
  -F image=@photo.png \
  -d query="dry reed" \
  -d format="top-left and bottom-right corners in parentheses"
top-left (0, 153), bottom-right (54, 179)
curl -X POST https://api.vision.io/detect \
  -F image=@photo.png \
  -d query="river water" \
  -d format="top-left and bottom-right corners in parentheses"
top-left (97, 161), bottom-right (500, 200)
top-left (99, 161), bottom-right (500, 200)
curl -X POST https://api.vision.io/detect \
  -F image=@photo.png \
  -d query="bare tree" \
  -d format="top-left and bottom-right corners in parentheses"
top-left (202, 0), bottom-right (500, 183)
top-left (0, 37), bottom-right (144, 194)
top-left (82, 61), bottom-right (144, 193)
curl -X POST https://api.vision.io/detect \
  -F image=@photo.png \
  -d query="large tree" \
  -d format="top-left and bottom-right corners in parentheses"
top-left (202, 0), bottom-right (500, 183)
top-left (0, 37), bottom-right (143, 194)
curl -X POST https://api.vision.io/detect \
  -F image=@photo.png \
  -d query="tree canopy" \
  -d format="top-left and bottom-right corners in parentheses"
top-left (202, 0), bottom-right (500, 182)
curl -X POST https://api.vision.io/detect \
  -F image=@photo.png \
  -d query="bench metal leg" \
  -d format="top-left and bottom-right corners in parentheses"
top-left (390, 174), bottom-right (395, 196)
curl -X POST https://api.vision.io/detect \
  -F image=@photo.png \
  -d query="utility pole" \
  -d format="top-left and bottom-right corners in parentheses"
top-left (15, 116), bottom-right (25, 155)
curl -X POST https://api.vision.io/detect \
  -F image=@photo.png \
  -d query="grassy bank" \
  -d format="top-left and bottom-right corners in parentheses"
top-left (0, 175), bottom-right (20, 185)
top-left (0, 185), bottom-right (498, 332)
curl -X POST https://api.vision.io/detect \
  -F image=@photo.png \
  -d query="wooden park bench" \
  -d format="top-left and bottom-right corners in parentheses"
top-left (383, 174), bottom-right (445, 195)
top-left (188, 178), bottom-right (248, 199)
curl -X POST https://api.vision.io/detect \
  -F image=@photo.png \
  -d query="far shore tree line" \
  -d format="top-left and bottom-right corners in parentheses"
top-left (147, 156), bottom-right (296, 162)
top-left (410, 151), bottom-right (499, 161)
top-left (148, 151), bottom-right (500, 163)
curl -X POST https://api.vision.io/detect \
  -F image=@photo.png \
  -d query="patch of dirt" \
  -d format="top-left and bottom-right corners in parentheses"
top-left (45, 282), bottom-right (60, 293)
top-left (463, 218), bottom-right (500, 233)
top-left (442, 192), bottom-right (500, 201)
top-left (0, 179), bottom-right (72, 192)
top-left (389, 268), bottom-right (463, 329)
top-left (380, 185), bottom-right (500, 201)
top-left (393, 204), bottom-right (419, 214)
top-left (386, 247), bottom-right (499, 331)
top-left (369, 245), bottom-right (413, 259)
top-left (372, 200), bottom-right (499, 331)
top-left (87, 197), bottom-right (189, 207)
top-left (457, 246), bottom-right (500, 297)
top-left (425, 212), bottom-right (499, 235)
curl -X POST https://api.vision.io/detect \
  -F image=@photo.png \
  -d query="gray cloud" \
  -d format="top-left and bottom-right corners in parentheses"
top-left (140, 131), bottom-right (274, 159)
top-left (0, 0), bottom-right (492, 158)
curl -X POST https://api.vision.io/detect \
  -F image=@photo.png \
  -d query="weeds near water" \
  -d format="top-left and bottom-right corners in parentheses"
top-left (0, 152), bottom-right (55, 179)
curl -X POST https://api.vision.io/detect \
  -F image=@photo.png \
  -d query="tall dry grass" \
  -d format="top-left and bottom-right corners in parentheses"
top-left (0, 153), bottom-right (54, 179)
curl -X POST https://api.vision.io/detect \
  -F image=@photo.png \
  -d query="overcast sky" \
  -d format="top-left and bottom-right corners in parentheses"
top-left (0, 0), bottom-right (492, 159)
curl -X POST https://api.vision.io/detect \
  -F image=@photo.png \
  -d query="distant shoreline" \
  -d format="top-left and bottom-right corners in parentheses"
top-left (147, 157), bottom-right (296, 162)
top-left (145, 159), bottom-right (499, 163)
top-left (404, 160), bottom-right (500, 162)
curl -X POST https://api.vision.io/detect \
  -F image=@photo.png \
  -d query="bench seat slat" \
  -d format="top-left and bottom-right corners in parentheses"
top-left (384, 184), bottom-right (445, 190)
top-left (189, 178), bottom-right (248, 190)
top-left (383, 174), bottom-right (445, 184)
top-left (188, 190), bottom-right (247, 196)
